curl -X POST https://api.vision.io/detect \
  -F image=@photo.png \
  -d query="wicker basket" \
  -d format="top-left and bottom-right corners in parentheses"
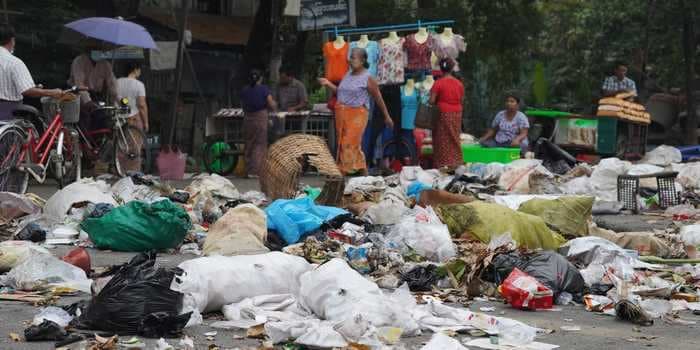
top-left (41, 96), bottom-right (80, 124)
top-left (260, 134), bottom-right (344, 206)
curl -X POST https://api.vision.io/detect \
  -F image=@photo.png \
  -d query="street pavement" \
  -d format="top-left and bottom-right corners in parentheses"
top-left (1, 179), bottom-right (698, 349)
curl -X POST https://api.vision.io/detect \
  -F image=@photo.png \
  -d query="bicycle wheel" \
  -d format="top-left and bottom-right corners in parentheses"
top-left (114, 125), bottom-right (146, 177)
top-left (203, 140), bottom-right (238, 175)
top-left (0, 126), bottom-right (29, 193)
top-left (51, 127), bottom-right (81, 189)
top-left (381, 139), bottom-right (417, 173)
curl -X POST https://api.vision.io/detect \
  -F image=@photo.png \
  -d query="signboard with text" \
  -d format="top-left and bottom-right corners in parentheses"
top-left (298, 0), bottom-right (356, 31)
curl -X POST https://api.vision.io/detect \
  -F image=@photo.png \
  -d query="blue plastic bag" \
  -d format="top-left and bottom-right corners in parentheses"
top-left (265, 197), bottom-right (347, 244)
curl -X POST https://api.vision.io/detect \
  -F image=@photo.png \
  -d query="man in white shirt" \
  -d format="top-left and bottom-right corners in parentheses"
top-left (0, 24), bottom-right (62, 120)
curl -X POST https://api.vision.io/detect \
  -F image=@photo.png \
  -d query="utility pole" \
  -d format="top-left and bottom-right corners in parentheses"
top-left (682, 0), bottom-right (697, 145)
top-left (168, 0), bottom-right (189, 147)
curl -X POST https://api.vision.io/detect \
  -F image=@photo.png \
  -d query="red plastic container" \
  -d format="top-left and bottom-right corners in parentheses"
top-left (61, 247), bottom-right (91, 274)
top-left (499, 268), bottom-right (553, 310)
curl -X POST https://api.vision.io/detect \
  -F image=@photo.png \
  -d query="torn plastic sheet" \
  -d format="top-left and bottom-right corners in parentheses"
top-left (210, 294), bottom-right (310, 330)
top-left (43, 180), bottom-right (117, 222)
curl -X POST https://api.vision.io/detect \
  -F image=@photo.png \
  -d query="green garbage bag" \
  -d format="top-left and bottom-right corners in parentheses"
top-left (517, 196), bottom-right (594, 237)
top-left (436, 202), bottom-right (566, 250)
top-left (81, 199), bottom-right (192, 252)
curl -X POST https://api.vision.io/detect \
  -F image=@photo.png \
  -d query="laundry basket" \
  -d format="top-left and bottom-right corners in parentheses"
top-left (41, 96), bottom-right (80, 124)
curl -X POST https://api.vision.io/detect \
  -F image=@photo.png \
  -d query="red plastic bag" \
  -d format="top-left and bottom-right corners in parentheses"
top-left (61, 247), bottom-right (91, 274)
top-left (499, 268), bottom-right (553, 310)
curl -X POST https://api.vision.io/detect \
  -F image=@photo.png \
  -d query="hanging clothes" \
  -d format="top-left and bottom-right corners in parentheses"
top-left (403, 33), bottom-right (433, 72)
top-left (430, 34), bottom-right (467, 71)
top-left (400, 85), bottom-right (419, 130)
top-left (377, 38), bottom-right (406, 85)
top-left (417, 81), bottom-right (432, 106)
top-left (349, 40), bottom-right (380, 77)
top-left (323, 41), bottom-right (350, 83)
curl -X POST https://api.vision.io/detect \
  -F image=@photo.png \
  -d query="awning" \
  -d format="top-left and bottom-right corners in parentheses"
top-left (140, 8), bottom-right (253, 46)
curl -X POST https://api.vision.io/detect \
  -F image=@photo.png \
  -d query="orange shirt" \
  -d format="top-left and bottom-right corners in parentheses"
top-left (323, 41), bottom-right (349, 83)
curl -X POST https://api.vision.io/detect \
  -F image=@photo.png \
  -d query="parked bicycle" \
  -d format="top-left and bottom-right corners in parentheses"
top-left (0, 87), bottom-right (83, 192)
top-left (0, 89), bottom-right (143, 193)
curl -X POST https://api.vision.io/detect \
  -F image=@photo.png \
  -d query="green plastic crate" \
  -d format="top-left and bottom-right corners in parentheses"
top-left (462, 144), bottom-right (520, 164)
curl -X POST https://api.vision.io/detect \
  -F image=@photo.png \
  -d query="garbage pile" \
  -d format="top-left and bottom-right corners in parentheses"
top-left (2, 144), bottom-right (700, 348)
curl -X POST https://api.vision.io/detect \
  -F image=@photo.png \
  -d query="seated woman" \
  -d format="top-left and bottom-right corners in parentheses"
top-left (479, 94), bottom-right (529, 155)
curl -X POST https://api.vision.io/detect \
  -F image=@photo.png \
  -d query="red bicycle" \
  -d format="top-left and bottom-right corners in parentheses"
top-left (0, 89), bottom-right (84, 192)
top-left (0, 89), bottom-right (141, 193)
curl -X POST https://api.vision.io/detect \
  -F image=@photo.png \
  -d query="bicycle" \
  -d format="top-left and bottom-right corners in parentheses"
top-left (78, 98), bottom-right (145, 178)
top-left (0, 88), bottom-right (83, 192)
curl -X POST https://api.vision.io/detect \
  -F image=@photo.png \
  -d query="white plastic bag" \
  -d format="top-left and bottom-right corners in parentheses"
top-left (640, 299), bottom-right (673, 318)
top-left (498, 159), bottom-right (551, 194)
top-left (676, 163), bottom-right (700, 190)
top-left (362, 200), bottom-right (408, 225)
top-left (386, 212), bottom-right (456, 262)
top-left (299, 259), bottom-right (421, 335)
top-left (680, 225), bottom-right (700, 246)
top-left (43, 180), bottom-right (117, 222)
top-left (0, 240), bottom-right (51, 273)
top-left (344, 176), bottom-right (387, 194)
top-left (32, 306), bottom-right (73, 328)
top-left (641, 145), bottom-right (682, 166)
top-left (559, 176), bottom-right (594, 195)
top-left (590, 158), bottom-right (631, 201)
top-left (421, 333), bottom-right (468, 350)
top-left (6, 250), bottom-right (91, 292)
top-left (171, 252), bottom-right (311, 325)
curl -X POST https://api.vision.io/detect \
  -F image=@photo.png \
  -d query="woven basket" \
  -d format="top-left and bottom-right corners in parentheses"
top-left (261, 134), bottom-right (344, 206)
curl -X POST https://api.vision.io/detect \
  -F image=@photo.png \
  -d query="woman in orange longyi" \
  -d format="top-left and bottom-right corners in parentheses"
top-left (319, 48), bottom-right (394, 175)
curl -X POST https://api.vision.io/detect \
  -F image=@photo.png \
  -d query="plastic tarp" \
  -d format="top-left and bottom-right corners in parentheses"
top-left (203, 204), bottom-right (269, 256)
top-left (43, 180), bottom-right (117, 221)
top-left (436, 202), bottom-right (566, 250)
top-left (81, 199), bottom-right (191, 252)
top-left (517, 196), bottom-right (594, 237)
top-left (265, 197), bottom-right (347, 244)
top-left (170, 252), bottom-right (312, 325)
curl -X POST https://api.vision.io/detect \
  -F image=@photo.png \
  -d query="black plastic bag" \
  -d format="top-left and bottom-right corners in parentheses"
top-left (320, 213), bottom-right (368, 231)
top-left (168, 191), bottom-right (191, 204)
top-left (485, 251), bottom-right (585, 297)
top-left (24, 320), bottom-right (68, 341)
top-left (16, 222), bottom-right (46, 242)
top-left (76, 251), bottom-right (190, 336)
top-left (138, 311), bottom-right (192, 338)
top-left (401, 265), bottom-right (440, 292)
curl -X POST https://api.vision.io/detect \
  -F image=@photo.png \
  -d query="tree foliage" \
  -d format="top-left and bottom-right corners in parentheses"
top-left (7, 0), bottom-right (81, 87)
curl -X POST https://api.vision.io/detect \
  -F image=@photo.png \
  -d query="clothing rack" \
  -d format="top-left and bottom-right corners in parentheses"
top-left (322, 20), bottom-right (455, 40)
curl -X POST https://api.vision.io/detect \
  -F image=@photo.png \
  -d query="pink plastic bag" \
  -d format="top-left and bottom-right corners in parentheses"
top-left (157, 149), bottom-right (186, 180)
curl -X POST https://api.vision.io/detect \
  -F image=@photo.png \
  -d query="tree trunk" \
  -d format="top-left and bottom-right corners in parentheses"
top-left (682, 0), bottom-right (697, 145)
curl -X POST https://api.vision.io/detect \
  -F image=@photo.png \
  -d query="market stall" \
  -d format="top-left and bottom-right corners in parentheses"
top-left (526, 105), bottom-right (650, 159)
top-left (203, 107), bottom-right (334, 175)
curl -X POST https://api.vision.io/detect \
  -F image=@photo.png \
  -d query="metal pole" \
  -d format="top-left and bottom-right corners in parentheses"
top-left (169, 0), bottom-right (189, 146)
top-left (682, 0), bottom-right (697, 145)
top-left (2, 0), bottom-right (8, 24)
